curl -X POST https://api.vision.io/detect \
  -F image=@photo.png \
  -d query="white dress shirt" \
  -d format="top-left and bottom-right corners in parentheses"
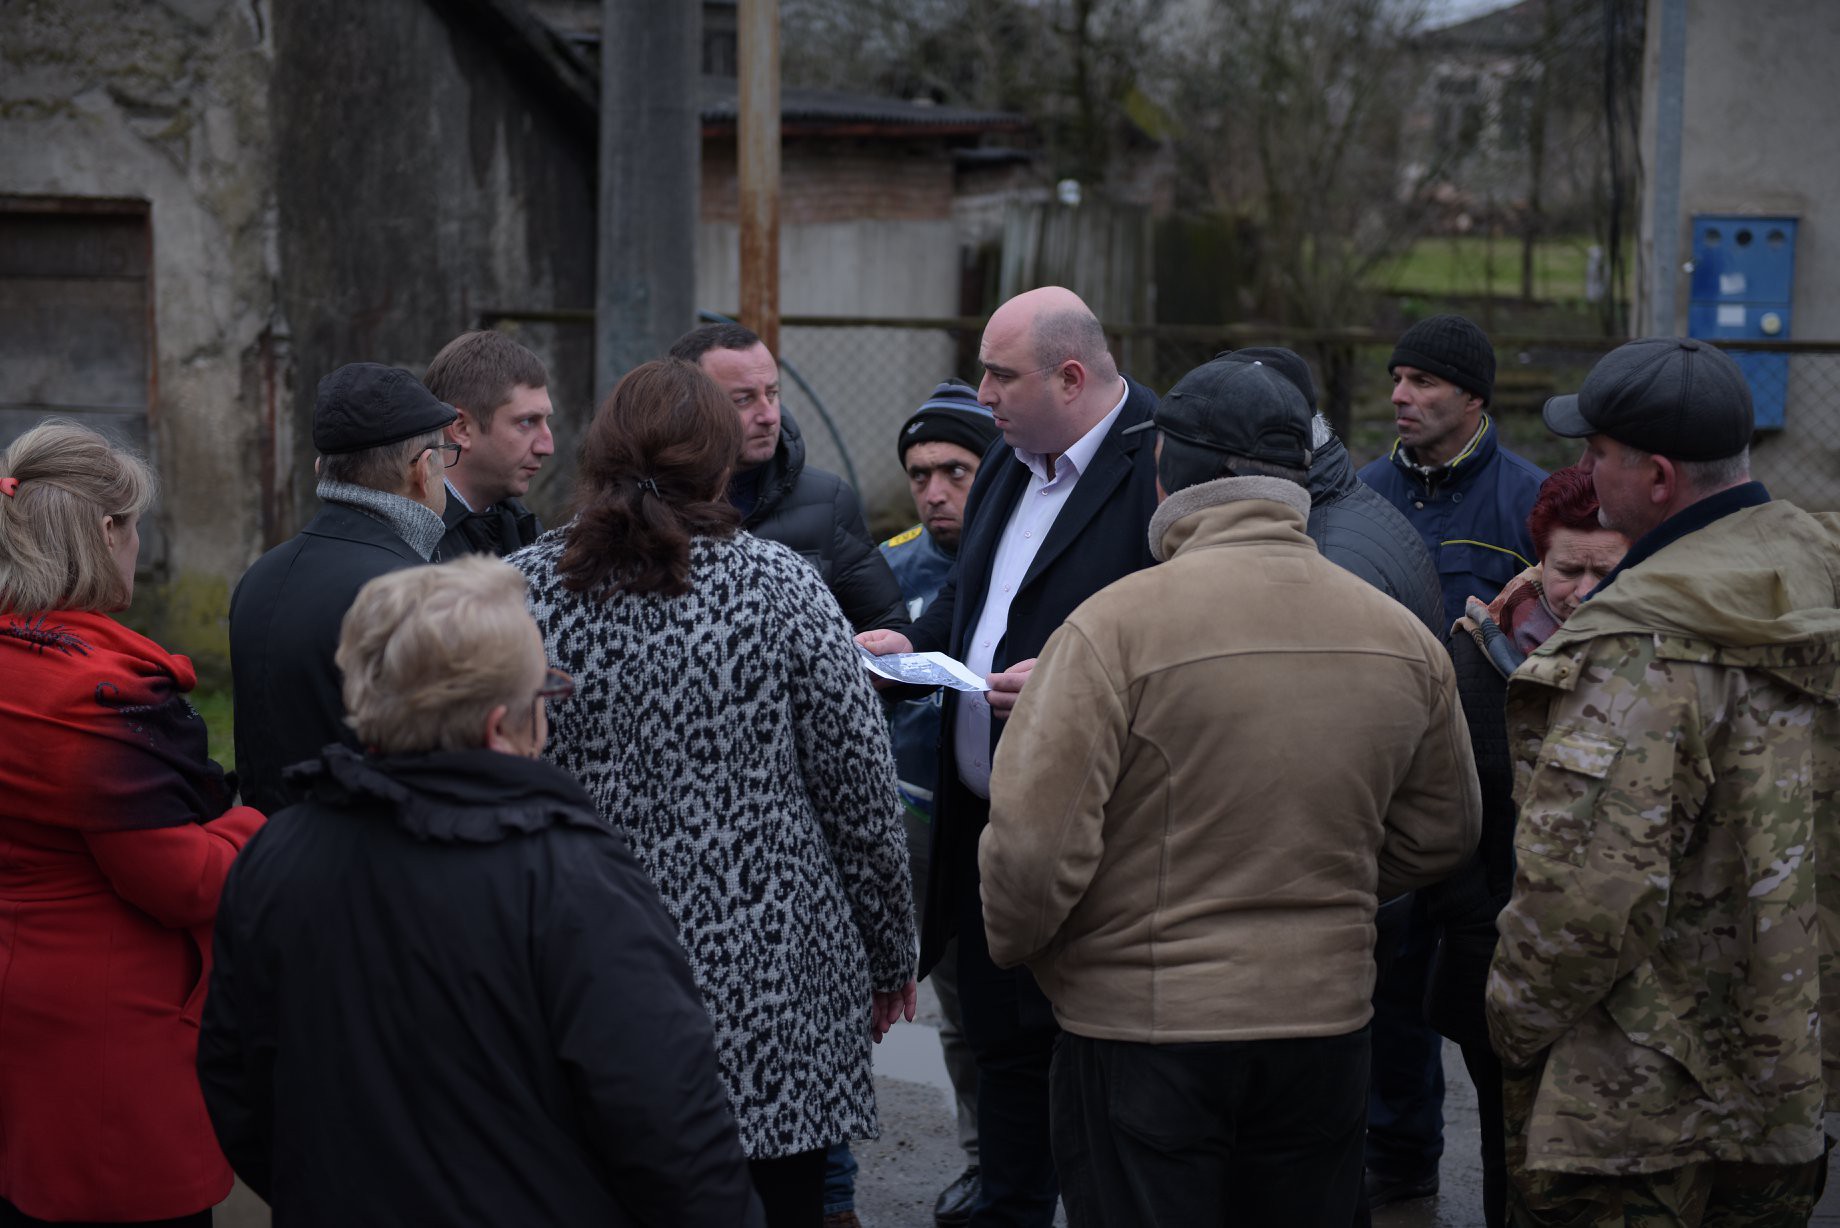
top-left (953, 384), bottom-right (1129, 799)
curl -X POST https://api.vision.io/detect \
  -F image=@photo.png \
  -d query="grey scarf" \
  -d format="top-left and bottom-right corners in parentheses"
top-left (316, 477), bottom-right (445, 561)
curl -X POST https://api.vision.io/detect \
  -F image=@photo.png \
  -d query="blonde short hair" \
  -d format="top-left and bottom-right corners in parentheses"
top-left (336, 556), bottom-right (544, 754)
top-left (0, 420), bottom-right (155, 615)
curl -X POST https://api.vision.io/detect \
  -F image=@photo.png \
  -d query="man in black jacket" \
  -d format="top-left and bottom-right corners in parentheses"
top-left (1226, 347), bottom-right (1443, 634)
top-left (227, 364), bottom-right (454, 814)
top-left (859, 286), bottom-right (1160, 1228)
top-left (423, 329), bottom-right (554, 559)
top-left (671, 323), bottom-right (908, 633)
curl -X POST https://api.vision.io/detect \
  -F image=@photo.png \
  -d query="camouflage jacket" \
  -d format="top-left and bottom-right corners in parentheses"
top-left (1485, 499), bottom-right (1840, 1175)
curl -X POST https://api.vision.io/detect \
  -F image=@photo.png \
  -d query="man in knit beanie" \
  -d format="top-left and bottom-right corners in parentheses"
top-left (854, 378), bottom-right (1002, 1227)
top-left (1354, 315), bottom-right (1547, 1210)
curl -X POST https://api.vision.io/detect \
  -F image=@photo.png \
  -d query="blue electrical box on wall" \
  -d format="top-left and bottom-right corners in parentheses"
top-left (1686, 215), bottom-right (1797, 429)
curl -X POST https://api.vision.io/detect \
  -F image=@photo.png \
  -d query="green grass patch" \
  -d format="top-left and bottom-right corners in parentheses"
top-left (191, 687), bottom-right (234, 772)
top-left (1369, 235), bottom-right (1596, 302)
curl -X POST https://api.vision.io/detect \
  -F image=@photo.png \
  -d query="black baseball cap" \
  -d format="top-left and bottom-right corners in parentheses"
top-left (1123, 355), bottom-right (1313, 468)
top-left (1542, 337), bottom-right (1753, 461)
top-left (314, 363), bottom-right (459, 454)
top-left (1217, 346), bottom-right (1317, 411)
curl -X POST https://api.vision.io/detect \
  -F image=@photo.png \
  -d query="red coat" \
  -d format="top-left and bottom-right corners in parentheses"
top-left (0, 609), bottom-right (264, 1221)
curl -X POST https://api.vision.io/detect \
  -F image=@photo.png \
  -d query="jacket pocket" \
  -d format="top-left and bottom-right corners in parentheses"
top-left (1514, 726), bottom-right (1624, 867)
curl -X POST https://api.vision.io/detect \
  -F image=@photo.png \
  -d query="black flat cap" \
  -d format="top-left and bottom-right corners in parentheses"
top-left (1124, 355), bottom-right (1313, 469)
top-left (1543, 337), bottom-right (1753, 461)
top-left (313, 363), bottom-right (459, 454)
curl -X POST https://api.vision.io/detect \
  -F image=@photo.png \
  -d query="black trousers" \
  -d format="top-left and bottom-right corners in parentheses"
top-left (1052, 1029), bottom-right (1370, 1228)
top-left (749, 1148), bottom-right (826, 1228)
top-left (953, 796), bottom-right (1061, 1228)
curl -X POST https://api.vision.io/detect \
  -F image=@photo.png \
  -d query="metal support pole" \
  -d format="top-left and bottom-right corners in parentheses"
top-left (1646, 0), bottom-right (1688, 335)
top-left (597, 0), bottom-right (699, 401)
top-left (738, 0), bottom-right (780, 357)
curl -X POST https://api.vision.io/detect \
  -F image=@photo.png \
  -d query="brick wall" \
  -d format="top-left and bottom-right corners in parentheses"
top-left (701, 137), bottom-right (956, 226)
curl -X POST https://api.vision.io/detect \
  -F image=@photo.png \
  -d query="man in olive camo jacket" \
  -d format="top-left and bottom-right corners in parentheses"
top-left (1485, 338), bottom-right (1840, 1225)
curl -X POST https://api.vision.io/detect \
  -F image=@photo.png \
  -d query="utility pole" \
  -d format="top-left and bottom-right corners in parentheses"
top-left (597, 0), bottom-right (699, 401)
top-left (737, 0), bottom-right (780, 356)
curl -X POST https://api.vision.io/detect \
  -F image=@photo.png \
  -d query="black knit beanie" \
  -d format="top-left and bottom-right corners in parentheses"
top-left (1389, 315), bottom-right (1495, 405)
top-left (897, 381), bottom-right (1001, 463)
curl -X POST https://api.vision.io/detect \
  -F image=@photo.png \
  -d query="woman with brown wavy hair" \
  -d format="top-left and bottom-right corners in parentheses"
top-left (511, 359), bottom-right (916, 1228)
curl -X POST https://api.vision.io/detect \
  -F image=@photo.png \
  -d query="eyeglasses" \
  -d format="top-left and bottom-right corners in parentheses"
top-left (526, 667), bottom-right (574, 738)
top-left (423, 442), bottom-right (461, 469)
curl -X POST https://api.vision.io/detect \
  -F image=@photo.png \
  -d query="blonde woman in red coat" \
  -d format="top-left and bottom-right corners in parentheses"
top-left (0, 422), bottom-right (263, 1226)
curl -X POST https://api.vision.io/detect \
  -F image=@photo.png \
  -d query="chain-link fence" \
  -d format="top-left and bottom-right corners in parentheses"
top-left (482, 311), bottom-right (1840, 535)
top-left (768, 319), bottom-right (1840, 533)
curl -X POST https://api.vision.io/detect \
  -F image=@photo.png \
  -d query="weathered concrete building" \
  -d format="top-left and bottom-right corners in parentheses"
top-left (1, 0), bottom-right (597, 662)
top-left (1, 0), bottom-right (1028, 660)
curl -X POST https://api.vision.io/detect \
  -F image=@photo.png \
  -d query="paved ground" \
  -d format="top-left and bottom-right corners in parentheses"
top-left (217, 980), bottom-right (1840, 1225)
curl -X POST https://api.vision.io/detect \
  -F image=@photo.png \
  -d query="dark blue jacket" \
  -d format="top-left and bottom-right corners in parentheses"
top-left (878, 524), bottom-right (955, 822)
top-left (1357, 417), bottom-right (1547, 629)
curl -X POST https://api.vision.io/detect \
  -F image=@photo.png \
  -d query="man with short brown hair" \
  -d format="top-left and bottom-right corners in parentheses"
top-left (423, 330), bottom-right (554, 559)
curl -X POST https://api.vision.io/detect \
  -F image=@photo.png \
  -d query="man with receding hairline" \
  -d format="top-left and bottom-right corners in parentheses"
top-left (860, 285), bottom-right (1160, 1227)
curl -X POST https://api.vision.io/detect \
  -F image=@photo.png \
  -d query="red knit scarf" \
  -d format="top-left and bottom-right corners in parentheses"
top-left (0, 608), bottom-right (233, 831)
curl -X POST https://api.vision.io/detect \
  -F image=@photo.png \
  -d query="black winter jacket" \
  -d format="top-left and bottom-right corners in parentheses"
top-left (437, 492), bottom-right (542, 560)
top-left (740, 411), bottom-right (908, 634)
top-left (1305, 436), bottom-right (1444, 635)
top-left (198, 747), bottom-right (763, 1228)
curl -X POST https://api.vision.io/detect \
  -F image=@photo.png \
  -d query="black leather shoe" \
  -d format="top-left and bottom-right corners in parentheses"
top-left (934, 1165), bottom-right (980, 1226)
top-left (1364, 1167), bottom-right (1438, 1207)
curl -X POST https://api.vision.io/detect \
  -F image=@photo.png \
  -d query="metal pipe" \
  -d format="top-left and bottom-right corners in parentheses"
top-left (737, 0), bottom-right (780, 357)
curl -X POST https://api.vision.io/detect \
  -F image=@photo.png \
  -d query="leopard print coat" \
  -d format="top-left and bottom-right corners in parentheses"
top-left (512, 529), bottom-right (916, 1159)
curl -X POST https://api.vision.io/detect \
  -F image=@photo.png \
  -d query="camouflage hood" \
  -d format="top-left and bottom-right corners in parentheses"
top-left (1525, 500), bottom-right (1840, 702)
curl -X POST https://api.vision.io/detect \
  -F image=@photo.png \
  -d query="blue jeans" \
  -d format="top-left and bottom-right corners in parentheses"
top-left (823, 1140), bottom-right (858, 1215)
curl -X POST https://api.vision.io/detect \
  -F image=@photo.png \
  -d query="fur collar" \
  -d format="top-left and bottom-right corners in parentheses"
top-left (1148, 476), bottom-right (1312, 562)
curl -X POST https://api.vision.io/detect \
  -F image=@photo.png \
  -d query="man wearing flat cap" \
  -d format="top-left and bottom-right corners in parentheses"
top-left (1485, 338), bottom-right (1840, 1225)
top-left (978, 354), bottom-right (1480, 1226)
top-left (229, 363), bottom-right (457, 813)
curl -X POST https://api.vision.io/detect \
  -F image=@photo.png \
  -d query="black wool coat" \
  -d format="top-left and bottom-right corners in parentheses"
top-left (741, 410), bottom-right (909, 634)
top-left (906, 378), bottom-right (1161, 973)
top-left (198, 747), bottom-right (763, 1228)
top-left (228, 506), bottom-right (427, 815)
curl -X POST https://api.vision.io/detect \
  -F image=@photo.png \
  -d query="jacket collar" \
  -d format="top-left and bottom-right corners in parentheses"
top-left (1588, 481), bottom-right (1769, 601)
top-left (316, 478), bottom-right (444, 560)
top-left (740, 409), bottom-right (807, 528)
top-left (1305, 434), bottom-right (1359, 505)
top-left (302, 502), bottom-right (430, 565)
top-left (293, 744), bottom-right (605, 843)
top-left (1387, 414), bottom-right (1498, 494)
top-left (1149, 475), bottom-right (1313, 562)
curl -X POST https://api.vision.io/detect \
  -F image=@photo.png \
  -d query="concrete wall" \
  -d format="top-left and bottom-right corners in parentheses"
top-left (0, 0), bottom-right (278, 586)
top-left (269, 0), bottom-right (599, 537)
top-left (1642, 0), bottom-right (1840, 336)
top-left (1638, 0), bottom-right (1840, 511)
